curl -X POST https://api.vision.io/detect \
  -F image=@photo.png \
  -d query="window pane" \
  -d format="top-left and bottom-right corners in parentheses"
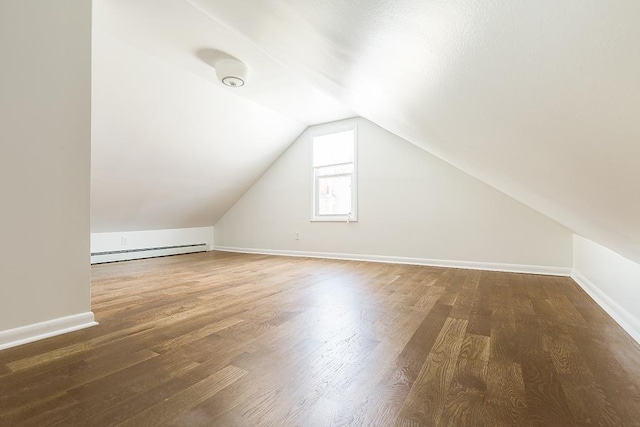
top-left (318, 175), bottom-right (351, 215)
top-left (313, 129), bottom-right (355, 167)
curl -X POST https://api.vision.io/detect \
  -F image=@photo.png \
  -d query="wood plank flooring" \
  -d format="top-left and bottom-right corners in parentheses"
top-left (1, 251), bottom-right (640, 426)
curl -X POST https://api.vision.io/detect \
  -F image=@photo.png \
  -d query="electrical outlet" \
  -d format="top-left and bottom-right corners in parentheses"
top-left (121, 236), bottom-right (128, 245)
top-left (295, 232), bottom-right (300, 240)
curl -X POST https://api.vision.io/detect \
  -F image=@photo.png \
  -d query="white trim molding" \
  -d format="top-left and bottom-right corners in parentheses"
top-left (214, 246), bottom-right (571, 276)
top-left (571, 270), bottom-right (640, 345)
top-left (0, 312), bottom-right (98, 351)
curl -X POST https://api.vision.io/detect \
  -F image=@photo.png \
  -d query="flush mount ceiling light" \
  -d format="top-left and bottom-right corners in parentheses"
top-left (214, 57), bottom-right (249, 88)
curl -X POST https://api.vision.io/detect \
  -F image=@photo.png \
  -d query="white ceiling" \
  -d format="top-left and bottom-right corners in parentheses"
top-left (93, 0), bottom-right (640, 264)
top-left (91, 30), bottom-right (306, 231)
top-left (93, 0), bottom-right (352, 126)
top-left (91, 0), bottom-right (352, 232)
top-left (188, 0), bottom-right (640, 264)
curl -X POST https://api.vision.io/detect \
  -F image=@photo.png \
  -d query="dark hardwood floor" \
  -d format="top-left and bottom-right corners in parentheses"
top-left (1, 251), bottom-right (640, 426)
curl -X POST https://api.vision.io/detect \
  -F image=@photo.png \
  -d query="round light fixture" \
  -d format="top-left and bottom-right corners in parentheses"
top-left (214, 58), bottom-right (249, 88)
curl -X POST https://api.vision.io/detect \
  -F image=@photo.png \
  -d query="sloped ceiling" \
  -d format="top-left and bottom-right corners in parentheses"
top-left (91, 0), bottom-right (353, 232)
top-left (94, 0), bottom-right (640, 265)
top-left (188, 0), bottom-right (640, 264)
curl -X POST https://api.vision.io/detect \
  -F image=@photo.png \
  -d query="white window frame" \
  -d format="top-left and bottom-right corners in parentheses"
top-left (311, 124), bottom-right (358, 222)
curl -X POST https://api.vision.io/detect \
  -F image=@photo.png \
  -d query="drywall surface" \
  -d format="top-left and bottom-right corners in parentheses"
top-left (91, 31), bottom-right (305, 232)
top-left (215, 118), bottom-right (572, 269)
top-left (192, 0), bottom-right (640, 266)
top-left (91, 227), bottom-right (214, 253)
top-left (0, 1), bottom-right (92, 331)
top-left (573, 235), bottom-right (640, 343)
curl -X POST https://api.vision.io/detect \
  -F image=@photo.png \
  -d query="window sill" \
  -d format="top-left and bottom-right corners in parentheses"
top-left (311, 216), bottom-right (358, 222)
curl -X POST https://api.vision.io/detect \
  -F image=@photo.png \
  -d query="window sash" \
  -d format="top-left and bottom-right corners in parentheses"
top-left (312, 129), bottom-right (355, 167)
top-left (314, 162), bottom-right (353, 178)
top-left (314, 172), bottom-right (353, 217)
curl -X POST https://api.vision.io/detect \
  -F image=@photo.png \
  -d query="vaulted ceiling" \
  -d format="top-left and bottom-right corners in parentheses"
top-left (93, 0), bottom-right (640, 264)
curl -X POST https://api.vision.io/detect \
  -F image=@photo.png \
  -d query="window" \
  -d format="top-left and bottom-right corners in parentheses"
top-left (312, 126), bottom-right (357, 221)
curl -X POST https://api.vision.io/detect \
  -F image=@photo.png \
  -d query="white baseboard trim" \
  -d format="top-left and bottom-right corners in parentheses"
top-left (0, 312), bottom-right (98, 351)
top-left (571, 270), bottom-right (640, 345)
top-left (214, 246), bottom-right (571, 276)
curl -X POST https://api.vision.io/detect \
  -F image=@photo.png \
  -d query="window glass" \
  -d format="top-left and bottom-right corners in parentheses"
top-left (313, 129), bottom-right (355, 167)
top-left (318, 175), bottom-right (352, 215)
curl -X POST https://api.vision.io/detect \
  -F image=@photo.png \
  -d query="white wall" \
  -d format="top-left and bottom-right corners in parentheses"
top-left (572, 235), bottom-right (640, 344)
top-left (0, 1), bottom-right (94, 346)
top-left (215, 118), bottom-right (573, 273)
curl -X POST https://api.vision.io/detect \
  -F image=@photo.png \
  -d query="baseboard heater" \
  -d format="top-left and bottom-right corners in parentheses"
top-left (91, 243), bottom-right (207, 264)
